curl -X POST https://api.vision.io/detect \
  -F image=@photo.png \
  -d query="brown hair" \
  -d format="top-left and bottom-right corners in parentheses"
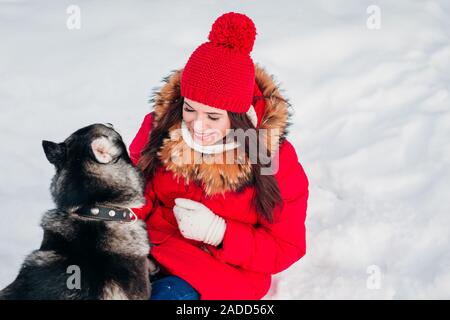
top-left (138, 97), bottom-right (183, 181)
top-left (138, 97), bottom-right (283, 223)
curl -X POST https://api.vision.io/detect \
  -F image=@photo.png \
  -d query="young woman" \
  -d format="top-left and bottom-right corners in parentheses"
top-left (129, 12), bottom-right (309, 300)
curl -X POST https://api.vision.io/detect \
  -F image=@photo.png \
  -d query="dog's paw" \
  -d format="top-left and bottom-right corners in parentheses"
top-left (148, 258), bottom-right (160, 276)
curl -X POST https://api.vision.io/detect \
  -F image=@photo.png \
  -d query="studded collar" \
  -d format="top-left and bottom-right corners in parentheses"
top-left (73, 205), bottom-right (137, 223)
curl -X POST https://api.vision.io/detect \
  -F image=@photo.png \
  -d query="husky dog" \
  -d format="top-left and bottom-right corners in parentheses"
top-left (0, 123), bottom-right (156, 300)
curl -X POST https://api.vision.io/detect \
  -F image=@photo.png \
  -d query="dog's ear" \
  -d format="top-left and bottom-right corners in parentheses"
top-left (42, 140), bottom-right (66, 165)
top-left (91, 136), bottom-right (120, 164)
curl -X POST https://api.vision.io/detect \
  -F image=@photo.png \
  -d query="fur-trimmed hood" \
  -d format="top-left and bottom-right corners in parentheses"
top-left (151, 65), bottom-right (291, 195)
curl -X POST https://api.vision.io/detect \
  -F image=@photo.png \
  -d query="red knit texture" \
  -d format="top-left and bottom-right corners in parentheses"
top-left (181, 12), bottom-right (257, 113)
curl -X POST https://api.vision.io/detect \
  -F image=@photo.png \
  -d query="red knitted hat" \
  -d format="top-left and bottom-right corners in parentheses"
top-left (180, 12), bottom-right (257, 113)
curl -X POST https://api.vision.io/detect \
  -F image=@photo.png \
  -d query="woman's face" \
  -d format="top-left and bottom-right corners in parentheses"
top-left (182, 98), bottom-right (231, 145)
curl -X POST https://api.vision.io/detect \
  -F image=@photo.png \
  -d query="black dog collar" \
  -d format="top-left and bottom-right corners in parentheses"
top-left (74, 205), bottom-right (136, 223)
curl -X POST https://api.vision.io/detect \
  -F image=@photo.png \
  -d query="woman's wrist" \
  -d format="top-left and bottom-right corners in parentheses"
top-left (204, 215), bottom-right (226, 246)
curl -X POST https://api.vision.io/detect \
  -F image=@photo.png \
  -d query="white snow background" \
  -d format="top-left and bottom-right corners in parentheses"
top-left (0, 0), bottom-right (449, 299)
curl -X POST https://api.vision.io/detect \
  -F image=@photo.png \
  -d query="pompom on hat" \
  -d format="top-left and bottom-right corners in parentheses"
top-left (181, 12), bottom-right (258, 116)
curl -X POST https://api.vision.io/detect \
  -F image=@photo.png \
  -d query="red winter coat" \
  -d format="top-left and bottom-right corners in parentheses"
top-left (129, 66), bottom-right (309, 300)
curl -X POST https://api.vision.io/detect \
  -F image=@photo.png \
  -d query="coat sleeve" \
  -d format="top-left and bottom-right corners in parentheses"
top-left (206, 140), bottom-right (309, 275)
top-left (129, 112), bottom-right (153, 166)
top-left (129, 112), bottom-right (155, 221)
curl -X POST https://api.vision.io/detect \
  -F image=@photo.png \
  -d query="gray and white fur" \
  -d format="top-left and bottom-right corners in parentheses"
top-left (0, 123), bottom-right (157, 300)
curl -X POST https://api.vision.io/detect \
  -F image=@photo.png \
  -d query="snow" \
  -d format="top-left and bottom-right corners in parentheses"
top-left (1, 0), bottom-right (449, 299)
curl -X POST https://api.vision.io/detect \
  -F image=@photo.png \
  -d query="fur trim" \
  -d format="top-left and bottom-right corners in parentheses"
top-left (152, 65), bottom-right (290, 195)
top-left (158, 122), bottom-right (253, 195)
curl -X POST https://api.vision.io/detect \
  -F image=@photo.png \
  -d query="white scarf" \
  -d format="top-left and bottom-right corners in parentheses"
top-left (181, 120), bottom-right (240, 155)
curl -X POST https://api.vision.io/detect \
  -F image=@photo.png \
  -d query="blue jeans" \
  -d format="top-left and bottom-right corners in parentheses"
top-left (150, 275), bottom-right (200, 300)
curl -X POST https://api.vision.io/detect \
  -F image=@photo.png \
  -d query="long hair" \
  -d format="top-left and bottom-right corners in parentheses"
top-left (138, 97), bottom-right (183, 181)
top-left (138, 97), bottom-right (283, 223)
top-left (227, 111), bottom-right (283, 223)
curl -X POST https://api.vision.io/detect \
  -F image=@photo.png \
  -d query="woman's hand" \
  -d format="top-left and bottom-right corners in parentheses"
top-left (173, 198), bottom-right (226, 246)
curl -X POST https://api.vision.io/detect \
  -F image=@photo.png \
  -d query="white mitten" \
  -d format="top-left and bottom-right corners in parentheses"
top-left (173, 198), bottom-right (226, 246)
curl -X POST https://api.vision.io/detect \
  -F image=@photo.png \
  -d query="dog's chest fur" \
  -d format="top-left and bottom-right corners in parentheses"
top-left (41, 210), bottom-right (150, 257)
top-left (2, 210), bottom-right (152, 300)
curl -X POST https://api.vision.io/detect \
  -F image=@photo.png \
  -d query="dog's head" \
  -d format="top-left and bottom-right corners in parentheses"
top-left (42, 123), bottom-right (146, 210)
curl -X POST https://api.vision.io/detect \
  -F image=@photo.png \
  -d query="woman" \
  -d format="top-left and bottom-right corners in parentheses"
top-left (130, 12), bottom-right (309, 300)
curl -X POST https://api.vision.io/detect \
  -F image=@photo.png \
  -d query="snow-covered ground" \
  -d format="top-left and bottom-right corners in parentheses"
top-left (1, 0), bottom-right (449, 299)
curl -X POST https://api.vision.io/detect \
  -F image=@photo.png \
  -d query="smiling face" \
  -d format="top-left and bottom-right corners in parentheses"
top-left (182, 98), bottom-right (231, 145)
